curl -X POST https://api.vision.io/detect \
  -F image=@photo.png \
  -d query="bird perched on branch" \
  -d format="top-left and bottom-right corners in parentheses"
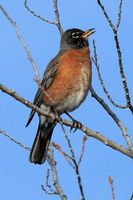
top-left (26, 28), bottom-right (95, 164)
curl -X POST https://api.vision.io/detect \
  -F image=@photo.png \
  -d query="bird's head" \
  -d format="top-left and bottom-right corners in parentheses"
top-left (60, 28), bottom-right (95, 50)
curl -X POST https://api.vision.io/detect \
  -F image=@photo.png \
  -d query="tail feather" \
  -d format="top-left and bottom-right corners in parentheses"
top-left (30, 120), bottom-right (55, 164)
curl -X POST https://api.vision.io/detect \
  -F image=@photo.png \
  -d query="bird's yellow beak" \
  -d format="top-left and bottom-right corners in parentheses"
top-left (81, 28), bottom-right (95, 38)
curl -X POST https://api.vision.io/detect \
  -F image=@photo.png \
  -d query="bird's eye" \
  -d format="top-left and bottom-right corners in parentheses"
top-left (71, 32), bottom-right (80, 38)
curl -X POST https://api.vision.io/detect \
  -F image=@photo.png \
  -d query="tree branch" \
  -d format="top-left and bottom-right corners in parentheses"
top-left (78, 135), bottom-right (87, 166)
top-left (47, 147), bottom-right (67, 200)
top-left (45, 169), bottom-right (55, 193)
top-left (90, 86), bottom-right (133, 150)
top-left (97, 0), bottom-right (133, 114)
top-left (1, 1), bottom-right (132, 199)
top-left (24, 0), bottom-right (63, 36)
top-left (0, 129), bottom-right (31, 151)
top-left (0, 4), bottom-right (40, 81)
top-left (97, 0), bottom-right (115, 30)
top-left (1, 83), bottom-right (133, 158)
top-left (116, 0), bottom-right (123, 30)
top-left (114, 31), bottom-right (133, 113)
top-left (52, 142), bottom-right (75, 168)
top-left (62, 129), bottom-right (86, 200)
top-left (53, 0), bottom-right (63, 35)
top-left (24, 0), bottom-right (56, 24)
top-left (41, 184), bottom-right (57, 195)
top-left (92, 39), bottom-right (128, 109)
top-left (43, 169), bottom-right (56, 194)
top-left (108, 176), bottom-right (115, 200)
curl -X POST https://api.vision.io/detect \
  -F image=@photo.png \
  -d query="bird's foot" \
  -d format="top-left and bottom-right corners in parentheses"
top-left (64, 112), bottom-right (82, 132)
top-left (70, 120), bottom-right (82, 133)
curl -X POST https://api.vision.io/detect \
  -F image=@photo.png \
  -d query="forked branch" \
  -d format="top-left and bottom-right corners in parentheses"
top-left (97, 0), bottom-right (133, 114)
top-left (24, 0), bottom-right (63, 35)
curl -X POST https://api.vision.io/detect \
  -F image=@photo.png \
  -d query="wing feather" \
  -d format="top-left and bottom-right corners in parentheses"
top-left (26, 51), bottom-right (64, 126)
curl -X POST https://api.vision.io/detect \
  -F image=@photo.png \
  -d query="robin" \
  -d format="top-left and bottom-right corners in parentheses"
top-left (26, 28), bottom-right (95, 164)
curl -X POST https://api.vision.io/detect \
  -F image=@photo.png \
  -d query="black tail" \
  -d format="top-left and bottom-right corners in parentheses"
top-left (29, 120), bottom-right (55, 164)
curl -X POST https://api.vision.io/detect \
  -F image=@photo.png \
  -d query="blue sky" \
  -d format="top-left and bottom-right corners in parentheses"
top-left (0, 0), bottom-right (133, 199)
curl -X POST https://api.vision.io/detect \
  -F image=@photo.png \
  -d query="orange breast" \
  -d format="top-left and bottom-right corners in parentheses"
top-left (43, 47), bottom-right (92, 111)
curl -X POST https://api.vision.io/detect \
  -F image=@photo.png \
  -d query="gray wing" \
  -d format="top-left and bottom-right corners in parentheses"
top-left (26, 51), bottom-right (64, 127)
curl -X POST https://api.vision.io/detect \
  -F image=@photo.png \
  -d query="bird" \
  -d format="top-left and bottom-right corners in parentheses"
top-left (26, 28), bottom-right (95, 164)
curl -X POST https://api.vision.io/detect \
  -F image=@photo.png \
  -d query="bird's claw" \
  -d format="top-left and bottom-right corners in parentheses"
top-left (70, 120), bottom-right (82, 133)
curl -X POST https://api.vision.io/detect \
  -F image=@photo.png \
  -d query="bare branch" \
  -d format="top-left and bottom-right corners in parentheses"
top-left (64, 135), bottom-right (86, 200)
top-left (0, 5), bottom-right (40, 81)
top-left (60, 126), bottom-right (86, 199)
top-left (97, 0), bottom-right (133, 114)
top-left (114, 31), bottom-right (133, 113)
top-left (97, 0), bottom-right (115, 31)
top-left (108, 176), bottom-right (115, 200)
top-left (41, 168), bottom-right (59, 195)
top-left (90, 86), bottom-right (133, 149)
top-left (47, 147), bottom-right (67, 200)
top-left (116, 0), bottom-right (123, 30)
top-left (1, 83), bottom-right (133, 158)
top-left (63, 128), bottom-right (76, 162)
top-left (53, 0), bottom-right (63, 35)
top-left (78, 135), bottom-right (87, 166)
top-left (1, 2), bottom-right (132, 199)
top-left (0, 129), bottom-right (31, 151)
top-left (85, 125), bottom-right (133, 158)
top-left (41, 184), bottom-right (57, 195)
top-left (24, 0), bottom-right (63, 36)
top-left (45, 169), bottom-right (55, 193)
top-left (24, 0), bottom-right (56, 24)
top-left (52, 142), bottom-right (74, 168)
top-left (92, 40), bottom-right (128, 109)
top-left (74, 164), bottom-right (85, 200)
top-left (1, 3), bottom-right (132, 156)
top-left (0, 83), bottom-right (55, 120)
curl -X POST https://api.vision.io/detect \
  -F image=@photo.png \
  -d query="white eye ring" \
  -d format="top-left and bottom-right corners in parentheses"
top-left (71, 32), bottom-right (80, 38)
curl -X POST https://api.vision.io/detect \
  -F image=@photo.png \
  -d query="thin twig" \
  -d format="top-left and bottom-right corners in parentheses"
top-left (97, 0), bottom-right (115, 31)
top-left (116, 0), bottom-right (123, 30)
top-left (63, 128), bottom-right (76, 162)
top-left (41, 168), bottom-right (58, 195)
top-left (52, 142), bottom-right (74, 168)
top-left (1, 83), bottom-right (133, 158)
top-left (24, 0), bottom-right (63, 36)
top-left (63, 131), bottom-right (86, 200)
top-left (0, 5), bottom-right (40, 81)
top-left (90, 86), bottom-right (133, 150)
top-left (108, 176), bottom-right (115, 200)
top-left (78, 135), bottom-right (87, 166)
top-left (60, 124), bottom-right (86, 199)
top-left (53, 0), bottom-right (63, 35)
top-left (54, 120), bottom-right (86, 199)
top-left (52, 125), bottom-right (86, 200)
top-left (92, 40), bottom-right (128, 109)
top-left (24, 0), bottom-right (56, 24)
top-left (75, 163), bottom-right (85, 200)
top-left (97, 0), bottom-right (133, 114)
top-left (41, 184), bottom-right (57, 195)
top-left (45, 169), bottom-right (55, 193)
top-left (114, 30), bottom-right (133, 113)
top-left (47, 147), bottom-right (67, 200)
top-left (0, 129), bottom-right (31, 151)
